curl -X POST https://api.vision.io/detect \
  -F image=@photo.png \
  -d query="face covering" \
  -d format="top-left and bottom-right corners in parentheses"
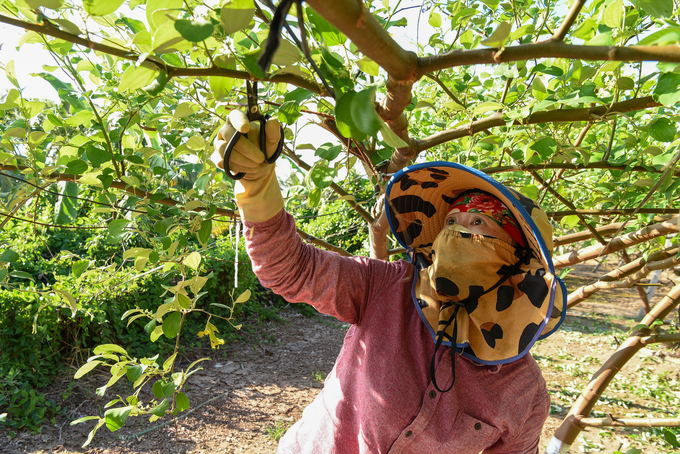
top-left (415, 226), bottom-right (557, 392)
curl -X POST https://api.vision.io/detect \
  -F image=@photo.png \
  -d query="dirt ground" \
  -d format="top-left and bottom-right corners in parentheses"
top-left (2, 261), bottom-right (680, 454)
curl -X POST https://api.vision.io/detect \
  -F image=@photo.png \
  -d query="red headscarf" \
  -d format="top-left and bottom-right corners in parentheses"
top-left (448, 190), bottom-right (525, 247)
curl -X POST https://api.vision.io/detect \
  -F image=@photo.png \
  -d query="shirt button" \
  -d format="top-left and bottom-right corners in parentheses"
top-left (474, 422), bottom-right (482, 430)
top-left (405, 431), bottom-right (413, 437)
top-left (429, 390), bottom-right (437, 398)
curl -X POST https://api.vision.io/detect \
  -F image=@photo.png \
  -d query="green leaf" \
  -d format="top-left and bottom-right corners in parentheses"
top-left (119, 65), bottom-right (158, 93)
top-left (83, 0), bottom-right (125, 16)
top-left (66, 159), bottom-right (88, 175)
top-left (152, 381), bottom-right (165, 399)
top-left (586, 32), bottom-right (614, 46)
top-left (308, 187), bottom-right (321, 207)
top-left (0, 249), bottom-right (20, 262)
top-left (108, 219), bottom-right (130, 237)
top-left (162, 381), bottom-right (176, 398)
top-left (351, 88), bottom-right (381, 136)
top-left (234, 289), bottom-right (251, 304)
top-left (144, 71), bottom-right (168, 96)
top-left (151, 398), bottom-right (170, 417)
top-left (162, 312), bottom-right (182, 339)
top-left (25, 0), bottom-right (63, 10)
top-left (93, 344), bottom-right (129, 355)
top-left (654, 73), bottom-right (680, 107)
top-left (105, 406), bottom-right (132, 431)
top-left (649, 117), bottom-right (677, 142)
top-left (221, 0), bottom-right (255, 35)
top-left (74, 360), bottom-right (102, 379)
top-left (531, 77), bottom-right (548, 101)
top-left (72, 260), bottom-right (89, 278)
top-left (529, 137), bottom-right (557, 159)
top-left (428, 11), bottom-right (442, 28)
top-left (560, 215), bottom-right (580, 229)
top-left (306, 7), bottom-right (346, 46)
top-left (616, 77), bottom-right (635, 90)
top-left (472, 101), bottom-right (503, 116)
top-left (637, 27), bottom-right (680, 46)
top-left (209, 76), bottom-right (235, 101)
top-left (481, 21), bottom-right (511, 47)
top-left (335, 91), bottom-right (366, 141)
top-left (639, 0), bottom-right (673, 18)
top-left (183, 251), bottom-right (202, 270)
top-left (355, 57), bottom-right (380, 77)
top-left (315, 143), bottom-right (342, 161)
top-left (174, 19), bottom-right (214, 42)
top-left (664, 429), bottom-right (679, 448)
top-left (126, 365), bottom-right (144, 383)
top-left (310, 164), bottom-right (337, 189)
top-left (9, 271), bottom-right (33, 280)
top-left (198, 219), bottom-right (212, 246)
top-left (54, 181), bottom-right (79, 225)
top-left (147, 0), bottom-right (183, 28)
top-left (154, 217), bottom-right (174, 235)
top-left (86, 144), bottom-right (113, 167)
top-left (379, 123), bottom-right (408, 148)
top-left (603, 0), bottom-right (623, 29)
top-left (278, 101), bottom-right (301, 125)
top-left (144, 319), bottom-right (157, 335)
top-left (520, 185), bottom-right (539, 200)
top-left (176, 392), bottom-right (190, 412)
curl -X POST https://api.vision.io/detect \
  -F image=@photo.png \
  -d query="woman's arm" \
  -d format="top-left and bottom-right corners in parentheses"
top-left (243, 208), bottom-right (410, 325)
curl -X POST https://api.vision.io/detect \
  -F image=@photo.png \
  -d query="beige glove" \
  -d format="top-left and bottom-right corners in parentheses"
top-left (213, 110), bottom-right (284, 222)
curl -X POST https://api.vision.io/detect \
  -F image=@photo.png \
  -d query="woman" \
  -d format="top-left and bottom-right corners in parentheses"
top-left (213, 112), bottom-right (566, 453)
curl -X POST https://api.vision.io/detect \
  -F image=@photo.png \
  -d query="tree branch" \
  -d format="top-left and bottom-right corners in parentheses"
top-left (547, 208), bottom-right (680, 219)
top-left (552, 0), bottom-right (588, 41)
top-left (483, 162), bottom-right (676, 176)
top-left (553, 217), bottom-right (680, 269)
top-left (296, 227), bottom-right (351, 256)
top-left (416, 96), bottom-right (662, 154)
top-left (0, 14), bottom-right (324, 95)
top-left (282, 149), bottom-right (374, 223)
top-left (418, 42), bottom-right (680, 75)
top-left (0, 164), bottom-right (237, 218)
top-left (529, 169), bottom-right (608, 245)
top-left (567, 249), bottom-right (678, 309)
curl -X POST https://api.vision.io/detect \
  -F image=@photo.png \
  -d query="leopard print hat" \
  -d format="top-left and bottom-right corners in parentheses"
top-left (384, 161), bottom-right (566, 353)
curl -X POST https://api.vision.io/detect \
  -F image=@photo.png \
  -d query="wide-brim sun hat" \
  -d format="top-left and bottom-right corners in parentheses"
top-left (384, 161), bottom-right (566, 364)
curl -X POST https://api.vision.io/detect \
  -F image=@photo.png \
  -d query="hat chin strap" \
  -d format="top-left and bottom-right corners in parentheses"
top-left (428, 249), bottom-right (532, 393)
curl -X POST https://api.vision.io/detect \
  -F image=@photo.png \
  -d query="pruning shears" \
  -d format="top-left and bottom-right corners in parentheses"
top-left (223, 80), bottom-right (285, 180)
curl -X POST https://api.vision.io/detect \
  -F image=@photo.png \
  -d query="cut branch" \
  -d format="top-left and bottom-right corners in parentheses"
top-left (554, 221), bottom-right (626, 247)
top-left (567, 248), bottom-right (679, 308)
top-left (553, 217), bottom-right (680, 269)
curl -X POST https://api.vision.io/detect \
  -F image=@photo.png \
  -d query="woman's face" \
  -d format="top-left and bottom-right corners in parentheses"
top-left (442, 211), bottom-right (515, 245)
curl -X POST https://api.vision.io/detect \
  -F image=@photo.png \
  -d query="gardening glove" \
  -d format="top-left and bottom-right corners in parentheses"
top-left (213, 110), bottom-right (284, 222)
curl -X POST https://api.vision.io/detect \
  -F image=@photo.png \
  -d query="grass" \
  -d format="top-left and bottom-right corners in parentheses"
top-left (265, 420), bottom-right (291, 441)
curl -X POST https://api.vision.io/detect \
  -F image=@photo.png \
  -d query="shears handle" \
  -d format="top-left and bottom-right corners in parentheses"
top-left (223, 115), bottom-right (285, 181)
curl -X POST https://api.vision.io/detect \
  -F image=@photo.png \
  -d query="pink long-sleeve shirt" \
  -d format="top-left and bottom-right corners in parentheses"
top-left (244, 209), bottom-right (550, 454)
